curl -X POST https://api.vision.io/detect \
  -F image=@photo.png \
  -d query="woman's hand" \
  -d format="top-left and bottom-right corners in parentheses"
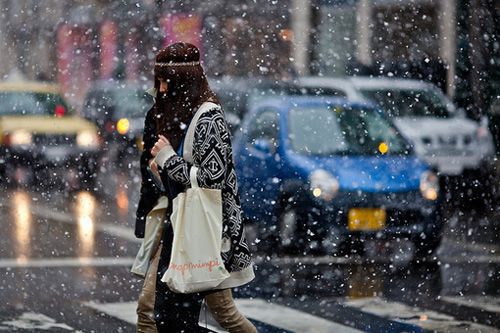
top-left (151, 135), bottom-right (171, 157)
top-left (149, 159), bottom-right (159, 177)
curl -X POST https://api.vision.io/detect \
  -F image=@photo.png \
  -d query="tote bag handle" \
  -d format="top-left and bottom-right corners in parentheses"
top-left (183, 102), bottom-right (221, 164)
top-left (190, 165), bottom-right (199, 188)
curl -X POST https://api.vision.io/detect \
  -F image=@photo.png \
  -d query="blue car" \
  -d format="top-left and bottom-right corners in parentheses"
top-left (233, 96), bottom-right (442, 258)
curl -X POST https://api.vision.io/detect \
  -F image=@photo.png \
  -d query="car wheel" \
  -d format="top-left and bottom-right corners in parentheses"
top-left (413, 235), bottom-right (442, 260)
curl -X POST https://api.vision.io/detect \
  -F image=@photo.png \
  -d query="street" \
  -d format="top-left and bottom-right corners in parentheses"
top-left (0, 0), bottom-right (498, 332)
top-left (0, 161), bottom-right (498, 333)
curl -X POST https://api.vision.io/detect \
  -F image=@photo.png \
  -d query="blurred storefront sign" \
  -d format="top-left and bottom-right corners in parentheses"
top-left (161, 14), bottom-right (203, 55)
top-left (99, 20), bottom-right (118, 80)
top-left (57, 13), bottom-right (144, 108)
top-left (125, 33), bottom-right (139, 82)
top-left (56, 25), bottom-right (73, 99)
top-left (56, 24), bottom-right (93, 109)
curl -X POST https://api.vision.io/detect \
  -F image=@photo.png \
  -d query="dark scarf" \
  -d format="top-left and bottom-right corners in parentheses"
top-left (154, 92), bottom-right (196, 151)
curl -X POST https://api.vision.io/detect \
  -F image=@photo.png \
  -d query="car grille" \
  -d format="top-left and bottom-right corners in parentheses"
top-left (33, 134), bottom-right (76, 146)
top-left (422, 134), bottom-right (475, 156)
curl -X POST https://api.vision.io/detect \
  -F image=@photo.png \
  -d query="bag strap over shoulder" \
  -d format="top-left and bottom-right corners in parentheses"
top-left (190, 166), bottom-right (199, 188)
top-left (183, 101), bottom-right (221, 163)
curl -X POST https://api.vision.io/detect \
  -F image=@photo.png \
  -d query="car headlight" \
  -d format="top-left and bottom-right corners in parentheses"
top-left (116, 118), bottom-right (130, 135)
top-left (10, 130), bottom-right (32, 146)
top-left (77, 130), bottom-right (99, 148)
top-left (476, 123), bottom-right (495, 156)
top-left (309, 169), bottom-right (339, 201)
top-left (420, 171), bottom-right (439, 201)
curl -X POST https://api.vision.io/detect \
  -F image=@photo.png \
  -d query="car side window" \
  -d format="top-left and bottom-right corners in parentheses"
top-left (248, 109), bottom-right (280, 148)
top-left (305, 87), bottom-right (346, 97)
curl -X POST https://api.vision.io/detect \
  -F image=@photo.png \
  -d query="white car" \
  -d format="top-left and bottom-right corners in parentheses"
top-left (299, 76), bottom-right (496, 178)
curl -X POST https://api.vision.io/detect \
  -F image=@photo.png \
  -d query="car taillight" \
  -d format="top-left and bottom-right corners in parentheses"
top-left (477, 126), bottom-right (488, 139)
top-left (55, 104), bottom-right (66, 117)
top-left (105, 120), bottom-right (114, 133)
top-left (1, 133), bottom-right (10, 146)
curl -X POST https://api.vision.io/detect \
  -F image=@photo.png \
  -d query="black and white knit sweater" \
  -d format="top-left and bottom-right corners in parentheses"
top-left (154, 105), bottom-right (254, 289)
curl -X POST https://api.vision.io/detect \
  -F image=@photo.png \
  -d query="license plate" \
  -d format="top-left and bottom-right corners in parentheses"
top-left (348, 208), bottom-right (386, 231)
top-left (44, 147), bottom-right (69, 161)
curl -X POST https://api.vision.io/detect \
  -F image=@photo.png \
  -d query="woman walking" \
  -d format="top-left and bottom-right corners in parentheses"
top-left (135, 42), bottom-right (255, 332)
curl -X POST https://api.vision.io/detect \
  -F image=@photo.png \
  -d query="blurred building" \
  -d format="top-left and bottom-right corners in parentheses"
top-left (312, 0), bottom-right (499, 117)
top-left (0, 0), bottom-right (64, 81)
top-left (0, 0), bottom-right (497, 116)
top-left (0, 0), bottom-right (295, 108)
top-left (454, 0), bottom-right (500, 119)
top-left (313, 1), bottom-right (455, 93)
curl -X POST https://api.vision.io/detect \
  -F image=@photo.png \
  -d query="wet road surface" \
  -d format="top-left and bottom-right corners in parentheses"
top-left (0, 164), bottom-right (499, 332)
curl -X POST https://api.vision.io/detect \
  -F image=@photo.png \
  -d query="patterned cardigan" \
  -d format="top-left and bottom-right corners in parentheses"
top-left (154, 105), bottom-right (254, 289)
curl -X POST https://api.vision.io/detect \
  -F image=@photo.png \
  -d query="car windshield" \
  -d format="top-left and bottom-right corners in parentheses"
top-left (289, 105), bottom-right (409, 156)
top-left (216, 83), bottom-right (344, 119)
top-left (0, 91), bottom-right (69, 116)
top-left (217, 85), bottom-right (299, 118)
top-left (113, 89), bottom-right (153, 118)
top-left (360, 88), bottom-right (451, 118)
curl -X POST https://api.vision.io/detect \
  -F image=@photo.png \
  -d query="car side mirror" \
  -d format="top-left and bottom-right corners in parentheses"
top-left (253, 138), bottom-right (274, 154)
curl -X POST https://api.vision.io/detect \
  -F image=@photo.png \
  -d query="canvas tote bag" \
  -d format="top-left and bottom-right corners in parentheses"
top-left (161, 102), bottom-right (229, 293)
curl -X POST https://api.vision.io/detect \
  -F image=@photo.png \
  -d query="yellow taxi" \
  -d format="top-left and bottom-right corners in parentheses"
top-left (0, 81), bottom-right (100, 189)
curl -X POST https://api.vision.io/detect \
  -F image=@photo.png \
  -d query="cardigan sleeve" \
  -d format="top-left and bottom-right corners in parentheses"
top-left (156, 108), bottom-right (229, 190)
top-left (135, 106), bottom-right (161, 238)
top-left (139, 106), bottom-right (158, 188)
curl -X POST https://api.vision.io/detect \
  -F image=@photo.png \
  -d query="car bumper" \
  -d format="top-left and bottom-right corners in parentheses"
top-left (295, 190), bottom-right (441, 242)
top-left (1, 145), bottom-right (100, 169)
top-left (422, 153), bottom-right (495, 176)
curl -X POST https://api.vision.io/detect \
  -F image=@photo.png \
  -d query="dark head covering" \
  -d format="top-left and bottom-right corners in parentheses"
top-left (153, 42), bottom-right (218, 150)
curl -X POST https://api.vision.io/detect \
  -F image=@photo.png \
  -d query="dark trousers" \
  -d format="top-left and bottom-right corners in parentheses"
top-left (154, 223), bottom-right (215, 333)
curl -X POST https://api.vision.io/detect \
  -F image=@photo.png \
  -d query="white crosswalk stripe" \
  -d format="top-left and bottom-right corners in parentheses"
top-left (0, 257), bottom-right (135, 268)
top-left (84, 299), bottom-right (363, 333)
top-left (0, 312), bottom-right (78, 332)
top-left (32, 205), bottom-right (141, 244)
top-left (84, 301), bottom-right (224, 332)
top-left (441, 296), bottom-right (500, 314)
top-left (235, 298), bottom-right (361, 333)
top-left (26, 200), bottom-right (500, 333)
top-left (341, 297), bottom-right (498, 332)
top-left (83, 301), bottom-right (136, 326)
